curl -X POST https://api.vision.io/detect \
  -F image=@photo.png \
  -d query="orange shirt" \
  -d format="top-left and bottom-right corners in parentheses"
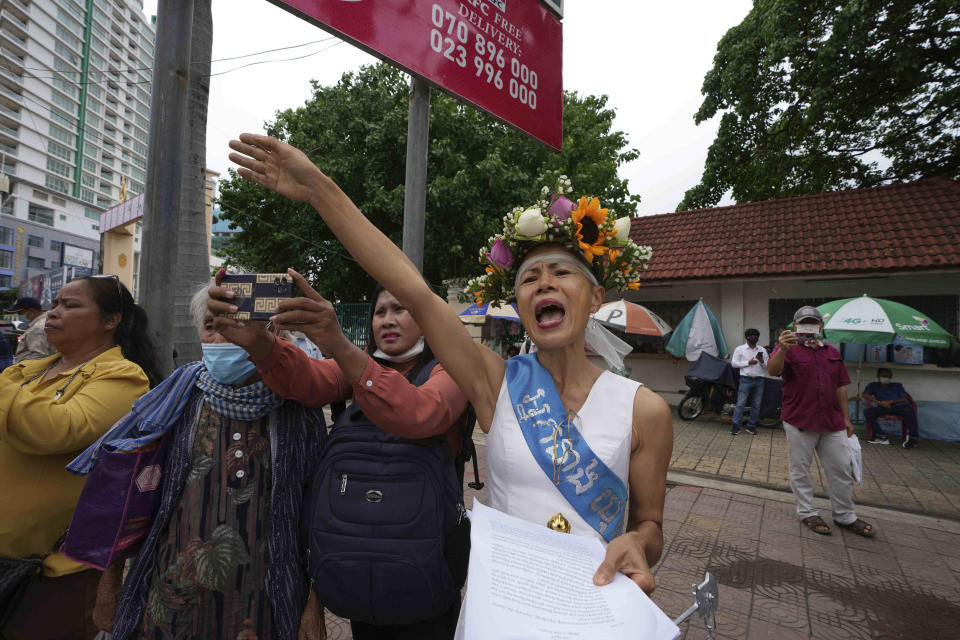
top-left (255, 338), bottom-right (468, 454)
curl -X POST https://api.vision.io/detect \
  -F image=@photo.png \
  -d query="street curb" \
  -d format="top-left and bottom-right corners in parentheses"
top-left (668, 469), bottom-right (960, 534)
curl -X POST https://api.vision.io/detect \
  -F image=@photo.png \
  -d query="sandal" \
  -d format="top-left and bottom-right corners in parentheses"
top-left (834, 518), bottom-right (875, 538)
top-left (802, 515), bottom-right (832, 535)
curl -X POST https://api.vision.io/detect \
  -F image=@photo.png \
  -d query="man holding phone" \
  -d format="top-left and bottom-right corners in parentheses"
top-left (768, 306), bottom-right (875, 538)
top-left (730, 328), bottom-right (767, 435)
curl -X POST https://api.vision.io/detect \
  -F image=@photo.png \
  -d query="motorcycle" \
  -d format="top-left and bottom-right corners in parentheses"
top-left (677, 352), bottom-right (782, 427)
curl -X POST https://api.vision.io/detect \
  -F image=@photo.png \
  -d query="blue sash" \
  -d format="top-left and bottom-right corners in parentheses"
top-left (505, 354), bottom-right (628, 542)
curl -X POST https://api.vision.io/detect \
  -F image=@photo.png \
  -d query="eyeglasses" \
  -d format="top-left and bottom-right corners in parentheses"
top-left (91, 274), bottom-right (123, 304)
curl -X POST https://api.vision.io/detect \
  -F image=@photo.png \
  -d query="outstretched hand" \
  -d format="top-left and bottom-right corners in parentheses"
top-left (228, 133), bottom-right (326, 204)
top-left (593, 531), bottom-right (656, 594)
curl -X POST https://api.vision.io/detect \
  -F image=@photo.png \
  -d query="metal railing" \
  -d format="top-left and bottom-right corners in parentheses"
top-left (333, 302), bottom-right (371, 351)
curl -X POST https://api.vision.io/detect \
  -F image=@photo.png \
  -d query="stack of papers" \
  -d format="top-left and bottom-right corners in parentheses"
top-left (463, 501), bottom-right (681, 640)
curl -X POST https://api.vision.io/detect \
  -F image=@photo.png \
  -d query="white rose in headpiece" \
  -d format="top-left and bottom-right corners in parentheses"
top-left (515, 208), bottom-right (548, 238)
top-left (612, 217), bottom-right (631, 243)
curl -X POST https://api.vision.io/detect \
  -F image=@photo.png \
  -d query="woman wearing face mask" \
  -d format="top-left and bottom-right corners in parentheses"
top-left (0, 275), bottom-right (158, 639)
top-left (91, 284), bottom-right (328, 640)
top-left (208, 275), bottom-right (471, 640)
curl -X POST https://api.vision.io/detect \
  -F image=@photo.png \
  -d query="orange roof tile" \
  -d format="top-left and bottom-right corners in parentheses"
top-left (629, 178), bottom-right (960, 283)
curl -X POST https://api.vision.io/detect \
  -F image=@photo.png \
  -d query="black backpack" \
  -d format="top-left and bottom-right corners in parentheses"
top-left (302, 359), bottom-right (479, 625)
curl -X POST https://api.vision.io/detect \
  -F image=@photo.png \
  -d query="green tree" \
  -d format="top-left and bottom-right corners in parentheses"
top-left (217, 63), bottom-right (639, 301)
top-left (679, 0), bottom-right (960, 211)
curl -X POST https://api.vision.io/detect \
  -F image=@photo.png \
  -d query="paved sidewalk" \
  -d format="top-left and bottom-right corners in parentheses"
top-left (672, 416), bottom-right (960, 519)
top-left (653, 480), bottom-right (960, 639)
top-left (322, 435), bottom-right (960, 638)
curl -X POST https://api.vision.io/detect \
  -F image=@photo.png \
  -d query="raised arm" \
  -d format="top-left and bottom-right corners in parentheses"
top-left (226, 134), bottom-right (504, 427)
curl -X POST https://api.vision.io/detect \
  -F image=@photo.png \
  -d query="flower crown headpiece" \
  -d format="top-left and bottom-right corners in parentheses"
top-left (465, 176), bottom-right (652, 305)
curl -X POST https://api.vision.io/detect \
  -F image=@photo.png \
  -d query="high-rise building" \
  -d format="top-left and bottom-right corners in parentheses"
top-left (0, 0), bottom-right (155, 290)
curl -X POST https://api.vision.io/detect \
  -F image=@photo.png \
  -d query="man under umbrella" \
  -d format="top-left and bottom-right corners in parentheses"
top-left (862, 368), bottom-right (919, 449)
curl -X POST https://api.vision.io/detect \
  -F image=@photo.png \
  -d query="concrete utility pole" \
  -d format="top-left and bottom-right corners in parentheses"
top-left (401, 77), bottom-right (431, 273)
top-left (140, 0), bottom-right (212, 374)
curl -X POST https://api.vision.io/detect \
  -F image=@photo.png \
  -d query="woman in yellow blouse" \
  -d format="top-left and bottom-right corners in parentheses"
top-left (0, 275), bottom-right (161, 639)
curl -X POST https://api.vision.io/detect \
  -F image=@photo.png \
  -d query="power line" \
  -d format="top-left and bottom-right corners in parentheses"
top-left (207, 41), bottom-right (342, 77)
top-left (1, 39), bottom-right (343, 86)
top-left (12, 36), bottom-right (339, 75)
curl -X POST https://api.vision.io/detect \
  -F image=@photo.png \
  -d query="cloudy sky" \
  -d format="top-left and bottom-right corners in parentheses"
top-left (142, 0), bottom-right (752, 215)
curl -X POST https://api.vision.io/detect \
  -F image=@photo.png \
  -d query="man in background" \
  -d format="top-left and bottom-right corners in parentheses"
top-left (863, 368), bottom-right (919, 449)
top-left (5, 297), bottom-right (56, 363)
top-left (768, 305), bottom-right (874, 538)
top-left (730, 327), bottom-right (767, 435)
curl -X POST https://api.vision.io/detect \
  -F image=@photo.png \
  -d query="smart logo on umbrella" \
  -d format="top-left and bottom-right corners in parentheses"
top-left (896, 316), bottom-right (932, 332)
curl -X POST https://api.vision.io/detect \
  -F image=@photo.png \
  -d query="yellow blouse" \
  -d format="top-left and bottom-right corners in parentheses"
top-left (0, 346), bottom-right (150, 576)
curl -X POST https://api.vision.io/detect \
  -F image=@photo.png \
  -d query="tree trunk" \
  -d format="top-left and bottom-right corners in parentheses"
top-left (172, 0), bottom-right (213, 367)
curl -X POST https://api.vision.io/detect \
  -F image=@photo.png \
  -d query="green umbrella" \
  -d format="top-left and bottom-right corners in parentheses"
top-left (666, 299), bottom-right (728, 361)
top-left (817, 295), bottom-right (952, 348)
top-left (816, 295), bottom-right (953, 424)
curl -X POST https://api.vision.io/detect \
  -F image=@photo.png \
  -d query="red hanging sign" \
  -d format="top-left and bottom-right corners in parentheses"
top-left (270, 0), bottom-right (563, 150)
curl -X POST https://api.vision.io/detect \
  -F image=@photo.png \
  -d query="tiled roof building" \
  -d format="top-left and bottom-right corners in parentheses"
top-left (630, 177), bottom-right (960, 283)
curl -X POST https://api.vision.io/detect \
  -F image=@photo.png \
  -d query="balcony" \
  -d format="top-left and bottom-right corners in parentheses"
top-left (0, 122), bottom-right (18, 139)
top-left (0, 103), bottom-right (20, 122)
top-left (0, 141), bottom-right (17, 157)
top-left (0, 85), bottom-right (22, 107)
top-left (0, 48), bottom-right (25, 73)
top-left (0, 68), bottom-right (22, 90)
top-left (4, 0), bottom-right (30, 21)
top-left (0, 8), bottom-right (28, 33)
top-left (0, 28), bottom-right (28, 59)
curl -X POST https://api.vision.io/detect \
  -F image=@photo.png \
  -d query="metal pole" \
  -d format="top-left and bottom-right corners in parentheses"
top-left (139, 0), bottom-right (194, 375)
top-left (401, 76), bottom-right (430, 272)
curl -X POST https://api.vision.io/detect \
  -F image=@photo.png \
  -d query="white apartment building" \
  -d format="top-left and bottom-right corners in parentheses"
top-left (0, 0), bottom-right (154, 289)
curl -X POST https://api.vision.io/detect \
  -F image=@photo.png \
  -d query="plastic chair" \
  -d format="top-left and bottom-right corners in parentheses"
top-left (863, 393), bottom-right (918, 440)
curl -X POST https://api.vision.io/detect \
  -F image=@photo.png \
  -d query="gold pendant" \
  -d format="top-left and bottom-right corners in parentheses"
top-left (547, 513), bottom-right (571, 534)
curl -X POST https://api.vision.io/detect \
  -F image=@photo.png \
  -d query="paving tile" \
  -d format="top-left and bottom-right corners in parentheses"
top-left (717, 583), bottom-right (752, 614)
top-left (751, 596), bottom-right (809, 630)
top-left (708, 606), bottom-right (751, 639)
top-left (687, 514), bottom-right (725, 533)
top-left (684, 621), bottom-right (743, 640)
top-left (747, 618), bottom-right (809, 640)
top-left (809, 617), bottom-right (875, 640)
top-left (758, 542), bottom-right (803, 567)
top-left (649, 586), bottom-right (690, 620)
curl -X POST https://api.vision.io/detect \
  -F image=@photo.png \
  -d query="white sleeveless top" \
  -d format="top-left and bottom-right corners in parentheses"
top-left (485, 369), bottom-right (641, 544)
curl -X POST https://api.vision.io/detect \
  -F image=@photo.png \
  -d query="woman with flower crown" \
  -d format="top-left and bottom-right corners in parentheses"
top-left (217, 134), bottom-right (673, 603)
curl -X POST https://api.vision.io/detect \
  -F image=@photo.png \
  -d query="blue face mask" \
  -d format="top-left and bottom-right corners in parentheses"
top-left (201, 343), bottom-right (257, 385)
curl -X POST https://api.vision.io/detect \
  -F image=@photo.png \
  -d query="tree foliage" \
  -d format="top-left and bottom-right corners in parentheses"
top-left (217, 63), bottom-right (639, 301)
top-left (679, 0), bottom-right (960, 211)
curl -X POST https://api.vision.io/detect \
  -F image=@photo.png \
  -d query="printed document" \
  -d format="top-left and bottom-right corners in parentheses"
top-left (463, 501), bottom-right (680, 640)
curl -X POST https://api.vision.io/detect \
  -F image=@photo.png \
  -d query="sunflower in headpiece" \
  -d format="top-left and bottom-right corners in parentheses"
top-left (571, 197), bottom-right (610, 263)
top-left (463, 176), bottom-right (653, 305)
